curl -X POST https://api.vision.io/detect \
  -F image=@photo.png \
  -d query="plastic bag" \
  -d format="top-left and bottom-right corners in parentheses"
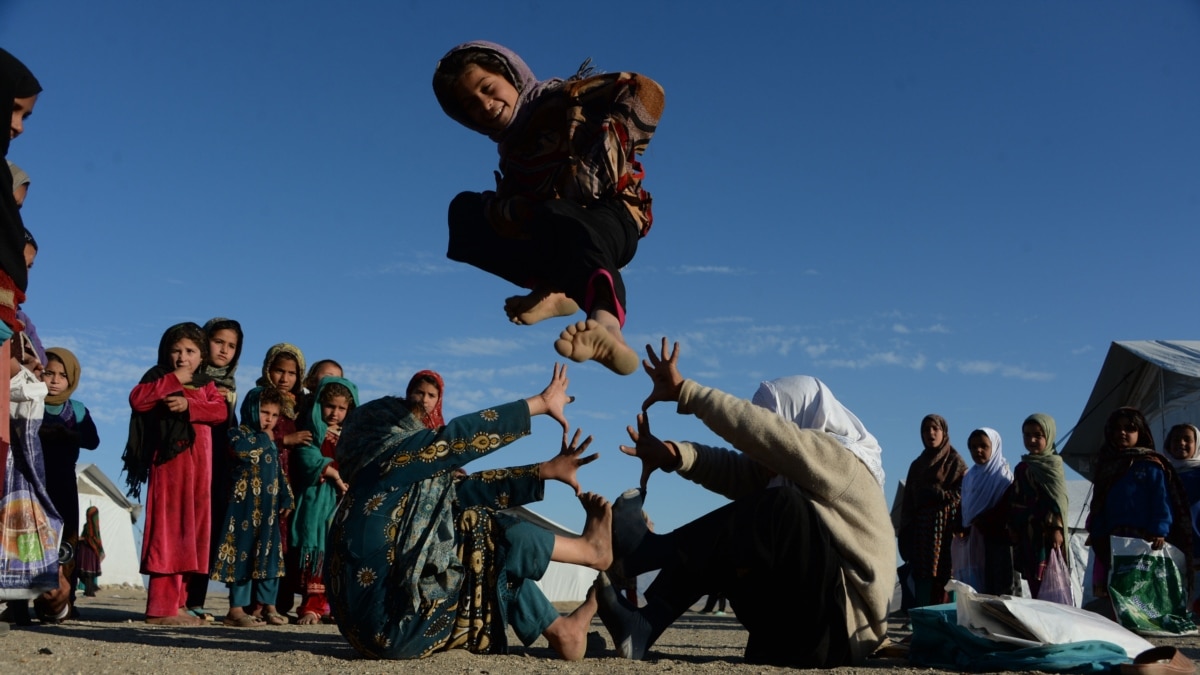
top-left (1108, 536), bottom-right (1196, 636)
top-left (952, 528), bottom-right (986, 592)
top-left (1039, 547), bottom-right (1073, 606)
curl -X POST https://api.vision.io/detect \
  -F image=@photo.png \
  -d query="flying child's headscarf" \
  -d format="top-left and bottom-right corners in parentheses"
top-left (44, 346), bottom-right (81, 407)
top-left (750, 375), bottom-right (885, 487)
top-left (961, 427), bottom-right (1014, 526)
top-left (433, 41), bottom-right (565, 143)
top-left (406, 369), bottom-right (446, 430)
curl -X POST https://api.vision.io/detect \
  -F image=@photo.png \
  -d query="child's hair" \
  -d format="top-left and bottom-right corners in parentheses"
top-left (320, 382), bottom-right (355, 409)
top-left (967, 429), bottom-right (988, 447)
top-left (433, 47), bottom-right (516, 113)
top-left (1166, 423), bottom-right (1199, 449)
top-left (23, 226), bottom-right (37, 252)
top-left (1104, 406), bottom-right (1155, 450)
top-left (406, 372), bottom-right (441, 398)
top-left (304, 359), bottom-right (343, 392)
top-left (259, 386), bottom-right (285, 410)
top-left (160, 322), bottom-right (208, 368)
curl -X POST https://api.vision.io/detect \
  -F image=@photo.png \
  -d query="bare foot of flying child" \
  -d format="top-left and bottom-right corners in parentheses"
top-left (505, 288), bottom-right (579, 325)
top-left (555, 317), bottom-right (639, 376)
top-left (544, 586), bottom-right (599, 661)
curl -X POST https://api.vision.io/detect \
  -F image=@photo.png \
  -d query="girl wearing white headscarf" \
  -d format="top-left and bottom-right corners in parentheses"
top-left (959, 427), bottom-right (1015, 595)
top-left (597, 341), bottom-right (894, 668)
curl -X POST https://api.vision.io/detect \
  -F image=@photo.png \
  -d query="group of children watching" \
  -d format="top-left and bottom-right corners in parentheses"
top-left (899, 408), bottom-right (1200, 620)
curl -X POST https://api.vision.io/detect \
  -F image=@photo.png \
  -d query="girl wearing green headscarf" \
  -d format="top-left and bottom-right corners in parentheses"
top-left (1007, 413), bottom-right (1069, 599)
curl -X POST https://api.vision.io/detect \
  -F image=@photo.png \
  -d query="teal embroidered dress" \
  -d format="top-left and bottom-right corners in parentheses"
top-left (328, 397), bottom-right (558, 660)
top-left (210, 387), bottom-right (294, 584)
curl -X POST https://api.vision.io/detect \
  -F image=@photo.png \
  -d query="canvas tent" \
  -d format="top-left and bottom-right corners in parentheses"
top-left (503, 505), bottom-right (598, 602)
top-left (1061, 340), bottom-right (1200, 480)
top-left (75, 464), bottom-right (144, 588)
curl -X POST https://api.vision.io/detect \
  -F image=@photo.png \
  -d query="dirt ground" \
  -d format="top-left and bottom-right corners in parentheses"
top-left (2, 589), bottom-right (1200, 674)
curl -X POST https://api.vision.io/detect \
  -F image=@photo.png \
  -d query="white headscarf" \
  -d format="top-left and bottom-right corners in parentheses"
top-left (751, 375), bottom-right (885, 488)
top-left (960, 427), bottom-right (1013, 526)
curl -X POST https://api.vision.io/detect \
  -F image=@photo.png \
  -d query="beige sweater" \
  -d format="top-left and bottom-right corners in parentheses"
top-left (670, 380), bottom-right (895, 664)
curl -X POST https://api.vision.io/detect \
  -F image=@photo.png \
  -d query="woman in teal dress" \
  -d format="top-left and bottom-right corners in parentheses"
top-left (327, 364), bottom-right (612, 661)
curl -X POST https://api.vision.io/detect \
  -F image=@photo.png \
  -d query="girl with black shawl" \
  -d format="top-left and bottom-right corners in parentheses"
top-left (122, 322), bottom-right (228, 625)
top-left (898, 414), bottom-right (966, 606)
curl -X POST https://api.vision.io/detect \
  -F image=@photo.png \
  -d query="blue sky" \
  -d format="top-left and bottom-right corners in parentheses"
top-left (3, 1), bottom-right (1198, 537)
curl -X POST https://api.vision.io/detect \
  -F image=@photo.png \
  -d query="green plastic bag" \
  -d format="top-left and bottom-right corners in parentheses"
top-left (1108, 536), bottom-right (1196, 636)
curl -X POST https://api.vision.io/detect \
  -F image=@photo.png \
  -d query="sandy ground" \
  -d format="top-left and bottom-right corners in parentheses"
top-left (3, 589), bottom-right (1200, 674)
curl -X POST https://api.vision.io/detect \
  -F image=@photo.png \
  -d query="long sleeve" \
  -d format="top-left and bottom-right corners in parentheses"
top-left (456, 463), bottom-right (543, 509)
top-left (386, 400), bottom-right (534, 486)
top-left (129, 372), bottom-right (183, 412)
top-left (185, 382), bottom-right (228, 425)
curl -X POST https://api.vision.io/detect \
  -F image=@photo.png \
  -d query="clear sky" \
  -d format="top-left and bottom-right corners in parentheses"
top-left (3, 1), bottom-right (1198, 538)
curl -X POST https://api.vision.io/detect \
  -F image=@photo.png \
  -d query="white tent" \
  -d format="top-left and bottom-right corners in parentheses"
top-left (1061, 340), bottom-right (1200, 480)
top-left (503, 506), bottom-right (597, 602)
top-left (75, 464), bottom-right (144, 588)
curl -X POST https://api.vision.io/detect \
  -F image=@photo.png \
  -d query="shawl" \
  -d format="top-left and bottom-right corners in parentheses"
top-left (43, 346), bottom-right (80, 406)
top-left (407, 369), bottom-right (446, 429)
top-left (434, 41), bottom-right (565, 143)
top-left (336, 396), bottom-right (427, 485)
top-left (256, 342), bottom-right (305, 419)
top-left (202, 317), bottom-right (243, 403)
top-left (81, 505), bottom-right (105, 560)
top-left (961, 427), bottom-right (1014, 526)
top-left (120, 322), bottom-right (209, 500)
top-left (750, 375), bottom-right (885, 487)
top-left (1164, 424), bottom-right (1200, 472)
top-left (908, 414), bottom-right (967, 492)
top-left (0, 48), bottom-right (40, 323)
top-left (1018, 413), bottom-right (1069, 520)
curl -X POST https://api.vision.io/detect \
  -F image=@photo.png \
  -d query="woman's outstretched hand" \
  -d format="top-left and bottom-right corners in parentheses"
top-left (540, 428), bottom-right (599, 496)
top-left (641, 338), bottom-right (684, 411)
top-left (526, 362), bottom-right (572, 435)
top-left (619, 412), bottom-right (680, 490)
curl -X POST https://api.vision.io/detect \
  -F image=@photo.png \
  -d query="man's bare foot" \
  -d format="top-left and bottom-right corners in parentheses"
top-left (578, 492), bottom-right (614, 570)
top-left (505, 289), bottom-right (579, 326)
top-left (296, 611), bottom-right (321, 625)
top-left (544, 586), bottom-right (599, 661)
top-left (146, 608), bottom-right (203, 626)
top-left (554, 320), bottom-right (639, 375)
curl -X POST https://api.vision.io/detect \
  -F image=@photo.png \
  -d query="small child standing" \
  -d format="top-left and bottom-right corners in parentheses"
top-left (433, 41), bottom-right (665, 375)
top-left (40, 347), bottom-right (100, 615)
top-left (211, 386), bottom-right (295, 627)
top-left (291, 376), bottom-right (358, 625)
top-left (1007, 414), bottom-right (1068, 599)
top-left (122, 322), bottom-right (228, 625)
top-left (959, 427), bottom-right (1014, 595)
top-left (1164, 423), bottom-right (1200, 614)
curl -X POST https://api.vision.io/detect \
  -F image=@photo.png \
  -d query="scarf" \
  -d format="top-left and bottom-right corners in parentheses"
top-left (202, 317), bottom-right (243, 404)
top-left (1163, 424), bottom-right (1200, 472)
top-left (750, 375), bottom-right (885, 487)
top-left (434, 41), bottom-right (567, 143)
top-left (256, 342), bottom-right (305, 419)
top-left (961, 427), bottom-right (1014, 526)
top-left (121, 322), bottom-right (209, 500)
top-left (1018, 413), bottom-right (1070, 521)
top-left (43, 346), bottom-right (80, 406)
top-left (909, 414), bottom-right (967, 491)
top-left (81, 505), bottom-right (105, 560)
top-left (407, 369), bottom-right (446, 429)
top-left (0, 48), bottom-right (41, 298)
top-left (337, 396), bottom-right (427, 485)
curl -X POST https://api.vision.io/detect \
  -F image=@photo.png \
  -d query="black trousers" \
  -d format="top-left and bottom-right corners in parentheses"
top-left (447, 193), bottom-right (639, 320)
top-left (641, 487), bottom-right (852, 668)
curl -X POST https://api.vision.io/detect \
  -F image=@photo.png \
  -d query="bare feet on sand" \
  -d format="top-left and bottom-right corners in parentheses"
top-left (578, 492), bottom-right (614, 570)
top-left (544, 586), bottom-right (599, 661)
top-left (505, 289), bottom-right (579, 326)
top-left (554, 319), bottom-right (639, 375)
top-left (296, 611), bottom-right (321, 625)
top-left (145, 608), bottom-right (203, 626)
